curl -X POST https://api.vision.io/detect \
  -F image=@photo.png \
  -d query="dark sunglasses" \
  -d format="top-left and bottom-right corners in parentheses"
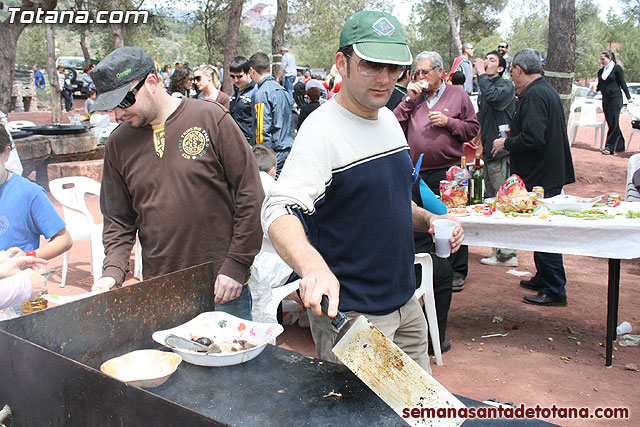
top-left (498, 45), bottom-right (507, 49)
top-left (229, 73), bottom-right (244, 79)
top-left (117, 73), bottom-right (150, 109)
top-left (193, 75), bottom-right (205, 82)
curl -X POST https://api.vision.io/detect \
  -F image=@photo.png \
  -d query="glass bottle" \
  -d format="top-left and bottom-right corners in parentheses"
top-left (470, 153), bottom-right (484, 205)
top-left (21, 250), bottom-right (48, 314)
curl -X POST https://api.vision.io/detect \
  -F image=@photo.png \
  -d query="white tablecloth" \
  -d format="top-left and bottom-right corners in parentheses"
top-left (459, 202), bottom-right (640, 259)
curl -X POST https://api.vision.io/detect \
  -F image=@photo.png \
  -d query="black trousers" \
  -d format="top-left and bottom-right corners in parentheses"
top-left (603, 95), bottom-right (625, 153)
top-left (61, 90), bottom-right (73, 112)
top-left (419, 168), bottom-right (469, 280)
top-left (414, 248), bottom-right (453, 344)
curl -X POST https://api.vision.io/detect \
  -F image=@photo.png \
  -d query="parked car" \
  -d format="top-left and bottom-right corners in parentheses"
top-left (56, 56), bottom-right (89, 98)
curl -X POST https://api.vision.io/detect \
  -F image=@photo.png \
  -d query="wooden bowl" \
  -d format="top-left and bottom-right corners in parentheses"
top-left (100, 349), bottom-right (182, 388)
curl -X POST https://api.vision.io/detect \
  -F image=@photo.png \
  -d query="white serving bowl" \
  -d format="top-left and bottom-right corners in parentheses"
top-left (152, 312), bottom-right (284, 367)
top-left (540, 194), bottom-right (600, 212)
top-left (100, 349), bottom-right (182, 388)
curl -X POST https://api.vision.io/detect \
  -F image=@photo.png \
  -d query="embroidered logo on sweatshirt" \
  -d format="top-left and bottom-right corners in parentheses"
top-left (179, 127), bottom-right (210, 159)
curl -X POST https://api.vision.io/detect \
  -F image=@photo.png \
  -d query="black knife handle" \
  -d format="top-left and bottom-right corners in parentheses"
top-left (321, 295), bottom-right (348, 331)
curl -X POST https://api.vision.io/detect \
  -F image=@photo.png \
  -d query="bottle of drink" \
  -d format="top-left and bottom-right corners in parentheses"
top-left (459, 156), bottom-right (471, 206)
top-left (470, 153), bottom-right (484, 205)
top-left (21, 250), bottom-right (48, 314)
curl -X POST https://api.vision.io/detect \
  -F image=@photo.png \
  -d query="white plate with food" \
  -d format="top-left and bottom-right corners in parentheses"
top-left (448, 207), bottom-right (470, 217)
top-left (152, 312), bottom-right (284, 367)
top-left (540, 195), bottom-right (601, 212)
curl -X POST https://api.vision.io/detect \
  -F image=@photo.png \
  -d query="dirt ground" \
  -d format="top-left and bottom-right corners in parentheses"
top-left (8, 104), bottom-right (639, 426)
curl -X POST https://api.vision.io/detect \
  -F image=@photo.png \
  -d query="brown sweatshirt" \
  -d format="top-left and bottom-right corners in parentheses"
top-left (100, 98), bottom-right (264, 286)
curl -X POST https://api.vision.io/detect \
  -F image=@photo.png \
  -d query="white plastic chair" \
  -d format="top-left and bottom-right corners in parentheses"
top-left (626, 104), bottom-right (640, 152)
top-left (7, 120), bottom-right (36, 132)
top-left (626, 154), bottom-right (640, 202)
top-left (414, 252), bottom-right (443, 366)
top-left (49, 177), bottom-right (104, 287)
top-left (568, 98), bottom-right (606, 149)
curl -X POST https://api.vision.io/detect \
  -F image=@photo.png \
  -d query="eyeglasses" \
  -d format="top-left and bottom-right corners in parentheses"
top-left (229, 73), bottom-right (245, 79)
top-left (193, 75), bottom-right (205, 82)
top-left (498, 45), bottom-right (507, 49)
top-left (343, 53), bottom-right (404, 79)
top-left (117, 73), bottom-right (150, 109)
top-left (415, 67), bottom-right (437, 76)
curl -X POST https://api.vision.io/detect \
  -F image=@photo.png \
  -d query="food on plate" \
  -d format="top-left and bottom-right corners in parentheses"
top-left (497, 174), bottom-right (533, 212)
top-left (448, 207), bottom-right (470, 216)
top-left (166, 333), bottom-right (257, 354)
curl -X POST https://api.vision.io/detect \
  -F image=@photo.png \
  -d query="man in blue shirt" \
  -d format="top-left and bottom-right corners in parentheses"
top-left (32, 64), bottom-right (49, 100)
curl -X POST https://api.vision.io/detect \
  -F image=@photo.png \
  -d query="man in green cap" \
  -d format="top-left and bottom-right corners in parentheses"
top-left (262, 11), bottom-right (463, 370)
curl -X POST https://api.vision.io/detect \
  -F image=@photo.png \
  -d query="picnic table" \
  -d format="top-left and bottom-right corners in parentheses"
top-left (458, 202), bottom-right (640, 366)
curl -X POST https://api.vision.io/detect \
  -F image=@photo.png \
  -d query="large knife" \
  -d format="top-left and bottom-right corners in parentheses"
top-left (321, 295), bottom-right (465, 426)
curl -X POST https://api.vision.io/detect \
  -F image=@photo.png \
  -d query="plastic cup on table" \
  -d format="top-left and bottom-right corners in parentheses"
top-left (433, 219), bottom-right (456, 258)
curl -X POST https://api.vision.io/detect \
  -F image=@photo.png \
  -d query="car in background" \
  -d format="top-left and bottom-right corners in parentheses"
top-left (56, 56), bottom-right (88, 97)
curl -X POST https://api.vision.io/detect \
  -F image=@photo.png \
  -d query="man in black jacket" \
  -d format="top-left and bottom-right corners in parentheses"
top-left (474, 50), bottom-right (518, 267)
top-left (492, 48), bottom-right (575, 306)
top-left (229, 56), bottom-right (257, 145)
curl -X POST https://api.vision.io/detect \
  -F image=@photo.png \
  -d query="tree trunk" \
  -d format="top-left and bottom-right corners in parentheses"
top-left (222, 0), bottom-right (245, 95)
top-left (546, 0), bottom-right (576, 122)
top-left (271, 0), bottom-right (287, 80)
top-left (80, 28), bottom-right (92, 68)
top-left (46, 24), bottom-right (63, 124)
top-left (443, 0), bottom-right (462, 57)
top-left (0, 24), bottom-right (24, 114)
top-left (110, 0), bottom-right (125, 49)
top-left (204, 19), bottom-right (215, 65)
top-left (0, 0), bottom-right (57, 113)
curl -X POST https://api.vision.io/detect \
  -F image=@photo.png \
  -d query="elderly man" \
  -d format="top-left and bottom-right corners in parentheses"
top-left (277, 46), bottom-right (297, 104)
top-left (474, 51), bottom-right (518, 267)
top-left (492, 48), bottom-right (575, 306)
top-left (450, 43), bottom-right (475, 95)
top-left (394, 51), bottom-right (479, 292)
top-left (90, 47), bottom-right (264, 319)
top-left (262, 11), bottom-right (464, 371)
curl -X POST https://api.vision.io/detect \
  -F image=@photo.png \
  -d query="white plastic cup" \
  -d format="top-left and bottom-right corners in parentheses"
top-left (498, 124), bottom-right (510, 139)
top-left (617, 321), bottom-right (632, 335)
top-left (433, 219), bottom-right (456, 258)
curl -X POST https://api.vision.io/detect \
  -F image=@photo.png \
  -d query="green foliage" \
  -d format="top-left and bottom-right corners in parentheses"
top-left (289, 0), bottom-right (392, 69)
top-left (506, 11), bottom-right (547, 57)
top-left (574, 0), bottom-right (608, 81)
top-left (407, 0), bottom-right (507, 68)
top-left (15, 25), bottom-right (47, 68)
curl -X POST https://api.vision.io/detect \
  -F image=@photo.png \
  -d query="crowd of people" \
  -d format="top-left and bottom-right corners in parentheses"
top-left (8, 8), bottom-right (634, 370)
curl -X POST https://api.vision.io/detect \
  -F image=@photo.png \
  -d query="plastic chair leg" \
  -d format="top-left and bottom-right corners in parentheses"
top-left (628, 131), bottom-right (635, 152)
top-left (423, 280), bottom-right (443, 366)
top-left (60, 250), bottom-right (69, 288)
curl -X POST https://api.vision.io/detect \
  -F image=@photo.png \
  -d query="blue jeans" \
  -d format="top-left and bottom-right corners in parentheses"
top-left (284, 75), bottom-right (295, 105)
top-left (216, 284), bottom-right (252, 320)
top-left (531, 187), bottom-right (567, 300)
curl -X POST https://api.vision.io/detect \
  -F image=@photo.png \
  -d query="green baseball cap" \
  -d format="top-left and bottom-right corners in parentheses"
top-left (340, 11), bottom-right (412, 65)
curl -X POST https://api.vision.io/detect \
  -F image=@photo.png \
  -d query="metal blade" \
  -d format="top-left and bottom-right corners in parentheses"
top-left (332, 316), bottom-right (465, 426)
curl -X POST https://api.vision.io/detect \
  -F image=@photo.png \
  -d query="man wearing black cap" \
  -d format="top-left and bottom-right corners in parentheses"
top-left (90, 47), bottom-right (264, 320)
top-left (262, 11), bottom-right (464, 370)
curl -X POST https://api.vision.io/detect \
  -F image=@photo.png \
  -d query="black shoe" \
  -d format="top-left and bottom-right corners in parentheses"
top-left (452, 278), bottom-right (464, 292)
top-left (520, 279), bottom-right (544, 292)
top-left (428, 340), bottom-right (451, 355)
top-left (524, 293), bottom-right (567, 306)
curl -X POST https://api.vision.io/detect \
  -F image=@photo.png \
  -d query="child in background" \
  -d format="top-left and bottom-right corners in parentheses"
top-left (84, 90), bottom-right (96, 119)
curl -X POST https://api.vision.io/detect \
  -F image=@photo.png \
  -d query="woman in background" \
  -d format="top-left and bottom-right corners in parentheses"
top-left (169, 65), bottom-right (193, 98)
top-left (597, 50), bottom-right (633, 155)
top-left (193, 64), bottom-right (230, 108)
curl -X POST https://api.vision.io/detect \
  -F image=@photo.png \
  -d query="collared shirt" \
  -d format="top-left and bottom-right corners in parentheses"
top-left (424, 80), bottom-right (446, 108)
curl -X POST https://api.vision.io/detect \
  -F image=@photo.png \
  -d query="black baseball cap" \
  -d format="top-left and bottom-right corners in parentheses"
top-left (90, 46), bottom-right (155, 111)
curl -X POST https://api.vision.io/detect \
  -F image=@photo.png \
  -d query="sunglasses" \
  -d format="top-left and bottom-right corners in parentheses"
top-left (117, 73), bottom-right (150, 109)
top-left (193, 75), bottom-right (205, 82)
top-left (229, 73), bottom-right (244, 79)
top-left (498, 45), bottom-right (507, 49)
